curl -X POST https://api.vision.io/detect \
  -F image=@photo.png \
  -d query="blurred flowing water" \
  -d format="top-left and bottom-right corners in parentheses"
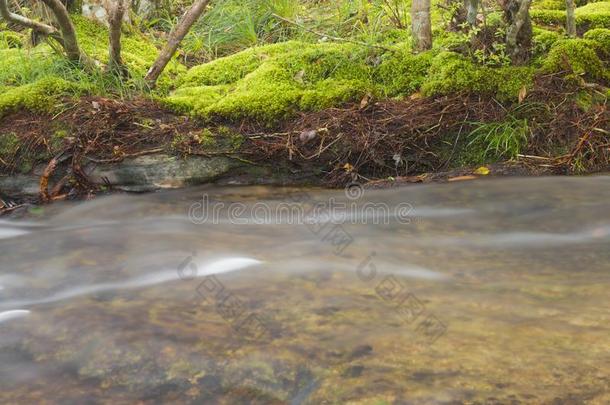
top-left (0, 177), bottom-right (609, 404)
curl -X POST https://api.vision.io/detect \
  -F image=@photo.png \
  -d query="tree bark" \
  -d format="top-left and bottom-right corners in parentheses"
top-left (0, 0), bottom-right (83, 61)
top-left (145, 0), bottom-right (210, 86)
top-left (411, 0), bottom-right (432, 52)
top-left (40, 0), bottom-right (82, 60)
top-left (0, 0), bottom-right (58, 36)
top-left (566, 0), bottom-right (576, 37)
top-left (108, 0), bottom-right (128, 73)
top-left (465, 0), bottom-right (479, 25)
top-left (505, 0), bottom-right (532, 63)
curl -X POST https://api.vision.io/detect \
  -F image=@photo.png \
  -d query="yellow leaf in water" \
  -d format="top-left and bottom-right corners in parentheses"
top-left (343, 163), bottom-right (354, 172)
top-left (474, 166), bottom-right (490, 175)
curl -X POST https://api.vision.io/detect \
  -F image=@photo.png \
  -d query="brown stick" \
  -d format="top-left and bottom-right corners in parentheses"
top-left (145, 0), bottom-right (211, 86)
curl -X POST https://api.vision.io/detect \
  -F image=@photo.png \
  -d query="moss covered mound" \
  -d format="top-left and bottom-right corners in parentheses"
top-left (0, 77), bottom-right (83, 117)
top-left (164, 42), bottom-right (537, 122)
top-left (164, 41), bottom-right (376, 122)
top-left (531, 2), bottom-right (610, 30)
top-left (584, 28), bottom-right (610, 52)
top-left (543, 38), bottom-right (610, 80)
top-left (0, 47), bottom-right (83, 117)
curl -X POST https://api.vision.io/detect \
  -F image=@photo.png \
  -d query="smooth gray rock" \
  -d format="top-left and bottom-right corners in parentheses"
top-left (0, 174), bottom-right (40, 197)
top-left (0, 154), bottom-right (238, 197)
top-left (86, 154), bottom-right (238, 192)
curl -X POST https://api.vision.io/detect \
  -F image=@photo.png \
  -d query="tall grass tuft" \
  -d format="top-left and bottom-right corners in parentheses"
top-left (467, 117), bottom-right (530, 161)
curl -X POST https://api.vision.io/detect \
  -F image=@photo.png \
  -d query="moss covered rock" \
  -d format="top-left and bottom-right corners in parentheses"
top-left (542, 39), bottom-right (608, 80)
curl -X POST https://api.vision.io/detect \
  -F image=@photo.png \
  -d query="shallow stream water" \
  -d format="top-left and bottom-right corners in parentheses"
top-left (1, 177), bottom-right (609, 403)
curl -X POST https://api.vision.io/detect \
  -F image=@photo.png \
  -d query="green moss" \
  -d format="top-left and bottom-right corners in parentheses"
top-left (532, 28), bottom-right (561, 56)
top-left (576, 2), bottom-right (610, 29)
top-left (179, 41), bottom-right (303, 87)
top-left (166, 41), bottom-right (379, 122)
top-left (583, 28), bottom-right (610, 54)
top-left (374, 48), bottom-right (433, 96)
top-left (163, 85), bottom-right (229, 115)
top-left (531, 2), bottom-right (610, 30)
top-left (530, 9), bottom-right (566, 26)
top-left (0, 132), bottom-right (20, 162)
top-left (542, 39), bottom-right (607, 80)
top-left (532, 0), bottom-right (565, 10)
top-left (300, 79), bottom-right (370, 110)
top-left (421, 52), bottom-right (534, 101)
top-left (0, 77), bottom-right (82, 117)
top-left (575, 90), bottom-right (594, 111)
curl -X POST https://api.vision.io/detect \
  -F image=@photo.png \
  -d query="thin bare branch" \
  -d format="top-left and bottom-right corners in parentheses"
top-left (0, 0), bottom-right (57, 36)
top-left (145, 0), bottom-right (211, 86)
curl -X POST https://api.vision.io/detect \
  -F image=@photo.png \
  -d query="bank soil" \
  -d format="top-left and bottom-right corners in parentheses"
top-left (0, 73), bottom-right (608, 212)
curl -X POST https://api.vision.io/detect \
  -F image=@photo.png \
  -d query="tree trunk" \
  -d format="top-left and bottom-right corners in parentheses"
top-left (566, 0), bottom-right (576, 37)
top-left (39, 0), bottom-right (82, 61)
top-left (411, 0), bottom-right (432, 52)
top-left (505, 0), bottom-right (532, 63)
top-left (0, 0), bottom-right (83, 61)
top-left (466, 0), bottom-right (479, 25)
top-left (108, 0), bottom-right (128, 73)
top-left (0, 0), bottom-right (58, 36)
top-left (145, 0), bottom-right (210, 86)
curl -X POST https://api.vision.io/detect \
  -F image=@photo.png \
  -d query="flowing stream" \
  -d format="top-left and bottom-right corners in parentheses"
top-left (1, 177), bottom-right (609, 403)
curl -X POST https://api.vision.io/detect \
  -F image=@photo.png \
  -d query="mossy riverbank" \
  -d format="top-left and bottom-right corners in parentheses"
top-left (1, 11), bottom-right (609, 205)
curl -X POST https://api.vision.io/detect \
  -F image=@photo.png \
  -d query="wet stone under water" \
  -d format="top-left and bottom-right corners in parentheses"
top-left (0, 177), bottom-right (609, 403)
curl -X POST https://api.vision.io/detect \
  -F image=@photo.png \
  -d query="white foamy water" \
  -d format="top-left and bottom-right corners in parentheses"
top-left (0, 310), bottom-right (30, 324)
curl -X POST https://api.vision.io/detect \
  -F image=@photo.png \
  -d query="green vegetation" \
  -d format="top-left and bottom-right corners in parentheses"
top-left (0, 0), bottom-right (608, 173)
top-left (543, 38), bottom-right (608, 81)
top-left (467, 117), bottom-right (530, 161)
top-left (531, 1), bottom-right (610, 29)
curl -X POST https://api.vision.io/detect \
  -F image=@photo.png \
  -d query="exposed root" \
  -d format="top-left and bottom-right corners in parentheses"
top-left (39, 156), bottom-right (58, 203)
